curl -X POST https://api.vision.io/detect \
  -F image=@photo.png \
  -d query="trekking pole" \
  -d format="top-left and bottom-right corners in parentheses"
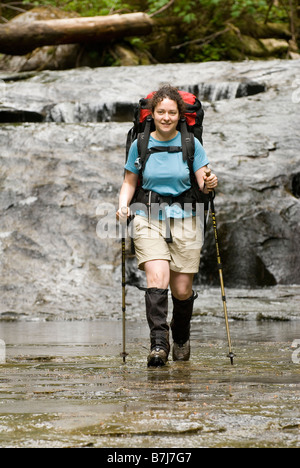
top-left (120, 207), bottom-right (129, 364)
top-left (205, 169), bottom-right (235, 365)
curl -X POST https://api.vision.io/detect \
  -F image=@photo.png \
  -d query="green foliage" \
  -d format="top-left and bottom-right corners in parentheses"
top-left (173, 1), bottom-right (197, 24)
top-left (16, 0), bottom-right (292, 23)
top-left (1, 0), bottom-right (296, 64)
top-left (21, 0), bottom-right (133, 16)
top-left (231, 0), bottom-right (265, 18)
top-left (147, 0), bottom-right (168, 15)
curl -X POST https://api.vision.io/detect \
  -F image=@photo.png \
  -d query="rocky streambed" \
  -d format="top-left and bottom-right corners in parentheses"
top-left (0, 318), bottom-right (299, 448)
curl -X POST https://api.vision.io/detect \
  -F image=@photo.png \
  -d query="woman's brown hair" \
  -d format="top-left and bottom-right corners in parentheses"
top-left (149, 85), bottom-right (186, 118)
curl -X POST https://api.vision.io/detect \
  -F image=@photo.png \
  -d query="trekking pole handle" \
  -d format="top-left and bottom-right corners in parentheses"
top-left (204, 168), bottom-right (213, 192)
top-left (117, 206), bottom-right (129, 224)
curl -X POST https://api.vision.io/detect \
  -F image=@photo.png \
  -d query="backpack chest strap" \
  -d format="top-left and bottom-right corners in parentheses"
top-left (148, 146), bottom-right (182, 154)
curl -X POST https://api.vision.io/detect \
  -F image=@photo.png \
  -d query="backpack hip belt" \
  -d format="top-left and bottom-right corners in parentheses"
top-left (132, 187), bottom-right (209, 244)
top-left (133, 186), bottom-right (200, 210)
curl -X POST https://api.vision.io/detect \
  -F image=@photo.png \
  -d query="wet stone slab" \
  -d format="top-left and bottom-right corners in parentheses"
top-left (0, 320), bottom-right (299, 448)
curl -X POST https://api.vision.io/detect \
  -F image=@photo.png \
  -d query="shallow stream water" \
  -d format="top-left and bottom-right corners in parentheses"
top-left (0, 305), bottom-right (299, 448)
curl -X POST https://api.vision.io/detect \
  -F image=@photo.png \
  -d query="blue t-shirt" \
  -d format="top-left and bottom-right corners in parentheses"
top-left (125, 131), bottom-right (209, 218)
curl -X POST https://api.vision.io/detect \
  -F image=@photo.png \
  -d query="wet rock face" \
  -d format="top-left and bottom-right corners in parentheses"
top-left (189, 80), bottom-right (266, 102)
top-left (0, 59), bottom-right (299, 318)
top-left (292, 173), bottom-right (300, 198)
top-left (0, 74), bottom-right (266, 124)
top-left (0, 107), bottom-right (43, 123)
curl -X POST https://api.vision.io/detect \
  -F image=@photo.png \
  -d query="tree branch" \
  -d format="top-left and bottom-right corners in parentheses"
top-left (172, 27), bottom-right (231, 50)
top-left (0, 12), bottom-right (154, 55)
top-left (149, 0), bottom-right (175, 18)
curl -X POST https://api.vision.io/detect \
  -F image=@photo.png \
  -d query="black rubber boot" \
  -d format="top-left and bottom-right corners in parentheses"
top-left (170, 291), bottom-right (198, 361)
top-left (145, 288), bottom-right (170, 367)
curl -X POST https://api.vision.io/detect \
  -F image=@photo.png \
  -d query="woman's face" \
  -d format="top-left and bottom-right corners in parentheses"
top-left (152, 98), bottom-right (180, 140)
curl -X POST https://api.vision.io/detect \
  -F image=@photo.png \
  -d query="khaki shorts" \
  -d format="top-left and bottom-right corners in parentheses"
top-left (133, 215), bottom-right (203, 273)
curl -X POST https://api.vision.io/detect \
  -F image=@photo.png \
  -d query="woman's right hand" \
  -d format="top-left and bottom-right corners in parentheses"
top-left (116, 206), bottom-right (130, 224)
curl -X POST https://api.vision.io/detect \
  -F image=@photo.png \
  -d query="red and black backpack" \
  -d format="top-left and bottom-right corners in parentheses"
top-left (125, 90), bottom-right (204, 181)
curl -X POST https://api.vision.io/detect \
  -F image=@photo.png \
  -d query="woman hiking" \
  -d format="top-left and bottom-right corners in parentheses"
top-left (117, 85), bottom-right (218, 367)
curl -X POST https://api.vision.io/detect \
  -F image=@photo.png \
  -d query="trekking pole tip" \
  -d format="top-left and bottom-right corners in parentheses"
top-left (121, 352), bottom-right (129, 364)
top-left (228, 352), bottom-right (235, 365)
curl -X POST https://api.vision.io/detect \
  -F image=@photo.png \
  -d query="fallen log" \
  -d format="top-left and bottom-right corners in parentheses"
top-left (0, 13), bottom-right (154, 56)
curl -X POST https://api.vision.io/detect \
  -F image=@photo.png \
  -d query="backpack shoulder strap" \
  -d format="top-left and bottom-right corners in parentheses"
top-left (137, 116), bottom-right (152, 159)
top-left (137, 115), bottom-right (153, 178)
top-left (179, 118), bottom-right (198, 191)
top-left (180, 118), bottom-right (195, 164)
